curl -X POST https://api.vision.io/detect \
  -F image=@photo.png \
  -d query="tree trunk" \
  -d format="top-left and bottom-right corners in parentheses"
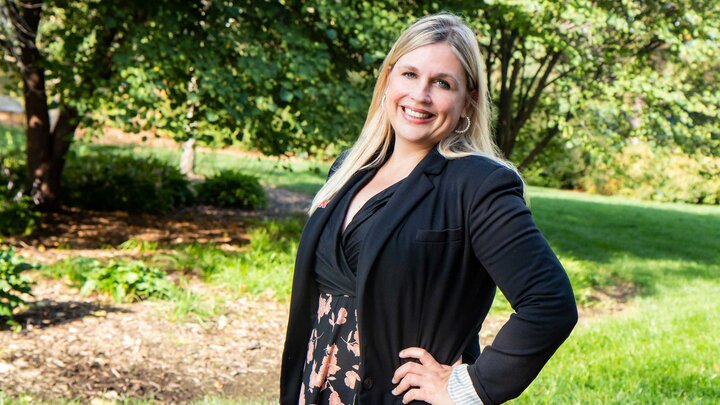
top-left (15, 0), bottom-right (76, 211)
top-left (180, 138), bottom-right (196, 176)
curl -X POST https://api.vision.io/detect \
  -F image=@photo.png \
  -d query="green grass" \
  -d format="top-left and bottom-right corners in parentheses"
top-left (529, 186), bottom-right (720, 293)
top-left (514, 280), bottom-right (720, 404)
top-left (161, 216), bottom-right (304, 301)
top-left (495, 187), bottom-right (720, 404)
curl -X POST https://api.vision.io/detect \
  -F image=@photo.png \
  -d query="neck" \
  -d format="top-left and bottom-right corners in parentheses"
top-left (382, 138), bottom-right (435, 174)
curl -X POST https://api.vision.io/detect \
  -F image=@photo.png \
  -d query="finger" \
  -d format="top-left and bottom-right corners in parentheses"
top-left (392, 361), bottom-right (424, 384)
top-left (402, 387), bottom-right (425, 404)
top-left (392, 372), bottom-right (421, 396)
top-left (400, 347), bottom-right (440, 367)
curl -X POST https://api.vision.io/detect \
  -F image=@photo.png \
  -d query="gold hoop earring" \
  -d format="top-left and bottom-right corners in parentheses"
top-left (454, 116), bottom-right (471, 134)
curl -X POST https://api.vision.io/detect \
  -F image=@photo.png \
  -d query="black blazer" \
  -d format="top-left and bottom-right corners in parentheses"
top-left (280, 147), bottom-right (577, 404)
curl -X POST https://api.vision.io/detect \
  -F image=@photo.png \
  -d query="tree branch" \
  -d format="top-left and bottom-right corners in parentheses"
top-left (542, 65), bottom-right (576, 90)
top-left (518, 53), bottom-right (548, 116)
top-left (514, 51), bottom-right (561, 134)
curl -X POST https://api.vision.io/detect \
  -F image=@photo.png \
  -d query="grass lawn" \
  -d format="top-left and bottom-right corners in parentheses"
top-left (506, 187), bottom-right (720, 404)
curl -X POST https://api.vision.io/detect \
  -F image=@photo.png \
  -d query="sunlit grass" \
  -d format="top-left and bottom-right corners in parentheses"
top-left (163, 216), bottom-right (304, 302)
top-left (514, 280), bottom-right (720, 404)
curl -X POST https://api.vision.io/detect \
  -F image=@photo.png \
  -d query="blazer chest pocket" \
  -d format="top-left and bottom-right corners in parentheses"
top-left (415, 227), bottom-right (464, 243)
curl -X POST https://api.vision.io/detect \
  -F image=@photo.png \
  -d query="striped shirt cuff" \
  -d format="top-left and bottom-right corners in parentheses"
top-left (448, 363), bottom-right (484, 404)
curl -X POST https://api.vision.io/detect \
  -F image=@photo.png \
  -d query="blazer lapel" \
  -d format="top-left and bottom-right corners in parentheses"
top-left (355, 148), bottom-right (448, 300)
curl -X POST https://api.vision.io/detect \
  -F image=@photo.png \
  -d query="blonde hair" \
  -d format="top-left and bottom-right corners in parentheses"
top-left (309, 12), bottom-right (524, 214)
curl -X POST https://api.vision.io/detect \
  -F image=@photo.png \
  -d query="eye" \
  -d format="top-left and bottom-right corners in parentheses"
top-left (434, 79), bottom-right (451, 90)
top-left (402, 71), bottom-right (417, 79)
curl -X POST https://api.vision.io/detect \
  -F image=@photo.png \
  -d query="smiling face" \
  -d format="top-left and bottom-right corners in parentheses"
top-left (384, 42), bottom-right (471, 151)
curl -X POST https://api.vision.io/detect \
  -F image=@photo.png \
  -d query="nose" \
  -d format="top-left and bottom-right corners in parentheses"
top-left (409, 81), bottom-right (431, 104)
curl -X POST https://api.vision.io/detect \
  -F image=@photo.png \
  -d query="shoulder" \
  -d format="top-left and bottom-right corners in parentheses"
top-left (445, 154), bottom-right (522, 189)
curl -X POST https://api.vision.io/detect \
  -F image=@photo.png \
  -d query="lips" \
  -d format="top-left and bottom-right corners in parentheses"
top-left (401, 106), bottom-right (434, 120)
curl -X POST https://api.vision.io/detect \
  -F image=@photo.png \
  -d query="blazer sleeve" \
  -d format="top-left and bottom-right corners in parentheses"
top-left (466, 166), bottom-right (578, 405)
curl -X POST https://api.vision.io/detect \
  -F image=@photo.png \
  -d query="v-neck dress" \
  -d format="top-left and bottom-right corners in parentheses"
top-left (299, 169), bottom-right (403, 405)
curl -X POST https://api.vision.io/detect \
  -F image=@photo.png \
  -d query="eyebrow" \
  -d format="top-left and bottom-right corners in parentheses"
top-left (396, 64), bottom-right (461, 86)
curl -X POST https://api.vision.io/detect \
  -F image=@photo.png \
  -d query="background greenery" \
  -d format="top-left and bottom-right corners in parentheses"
top-left (1, 0), bottom-right (718, 207)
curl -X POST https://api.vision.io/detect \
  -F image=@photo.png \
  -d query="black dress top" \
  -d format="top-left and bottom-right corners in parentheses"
top-left (314, 168), bottom-right (404, 296)
top-left (299, 168), bottom-right (404, 404)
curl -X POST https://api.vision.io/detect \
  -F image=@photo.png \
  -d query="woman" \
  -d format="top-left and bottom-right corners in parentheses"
top-left (281, 13), bottom-right (577, 405)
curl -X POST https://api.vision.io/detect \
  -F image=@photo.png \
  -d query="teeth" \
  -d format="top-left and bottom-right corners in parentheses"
top-left (404, 107), bottom-right (431, 119)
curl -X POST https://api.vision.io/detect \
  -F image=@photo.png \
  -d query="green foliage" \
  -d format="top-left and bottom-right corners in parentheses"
top-left (0, 247), bottom-right (34, 322)
top-left (196, 170), bottom-right (267, 209)
top-left (4, 2), bottom-right (718, 206)
top-left (118, 238), bottom-right (159, 252)
top-left (0, 196), bottom-right (40, 237)
top-left (61, 151), bottom-right (194, 213)
top-left (45, 258), bottom-right (174, 303)
top-left (579, 140), bottom-right (720, 204)
top-left (523, 136), bottom-right (720, 205)
top-left (0, 152), bottom-right (38, 236)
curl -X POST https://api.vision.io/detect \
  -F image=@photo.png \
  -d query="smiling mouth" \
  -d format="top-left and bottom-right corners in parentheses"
top-left (402, 106), bottom-right (433, 120)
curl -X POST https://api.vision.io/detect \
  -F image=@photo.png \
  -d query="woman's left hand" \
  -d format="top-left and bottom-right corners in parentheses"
top-left (391, 347), bottom-right (455, 405)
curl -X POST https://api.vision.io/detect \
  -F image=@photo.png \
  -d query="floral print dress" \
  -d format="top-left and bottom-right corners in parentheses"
top-left (299, 169), bottom-right (403, 405)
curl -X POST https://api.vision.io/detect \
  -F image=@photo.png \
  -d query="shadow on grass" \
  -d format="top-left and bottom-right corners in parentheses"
top-left (530, 191), bottom-right (720, 299)
top-left (532, 193), bottom-right (720, 265)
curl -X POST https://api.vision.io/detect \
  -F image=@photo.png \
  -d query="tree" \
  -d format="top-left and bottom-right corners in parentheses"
top-left (1, 0), bottom-right (717, 210)
top-left (0, 0), bottom-right (169, 209)
top-left (453, 0), bottom-right (720, 169)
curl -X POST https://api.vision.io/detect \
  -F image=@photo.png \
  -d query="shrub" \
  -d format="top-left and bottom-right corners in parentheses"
top-left (195, 170), bottom-right (267, 209)
top-left (0, 155), bottom-right (28, 198)
top-left (46, 258), bottom-right (174, 303)
top-left (0, 197), bottom-right (40, 237)
top-left (0, 247), bottom-right (35, 323)
top-left (61, 152), bottom-right (194, 213)
top-left (580, 140), bottom-right (720, 205)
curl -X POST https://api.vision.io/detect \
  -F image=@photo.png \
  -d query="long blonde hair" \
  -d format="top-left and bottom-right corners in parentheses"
top-left (309, 13), bottom-right (523, 214)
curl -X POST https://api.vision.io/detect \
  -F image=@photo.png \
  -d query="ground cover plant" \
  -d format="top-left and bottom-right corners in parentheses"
top-left (43, 258), bottom-right (174, 303)
top-left (151, 216), bottom-right (303, 301)
top-left (0, 247), bottom-right (34, 325)
top-left (61, 151), bottom-right (194, 214)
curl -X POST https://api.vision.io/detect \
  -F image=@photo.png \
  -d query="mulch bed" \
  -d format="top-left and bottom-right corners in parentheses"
top-left (0, 279), bottom-right (286, 403)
